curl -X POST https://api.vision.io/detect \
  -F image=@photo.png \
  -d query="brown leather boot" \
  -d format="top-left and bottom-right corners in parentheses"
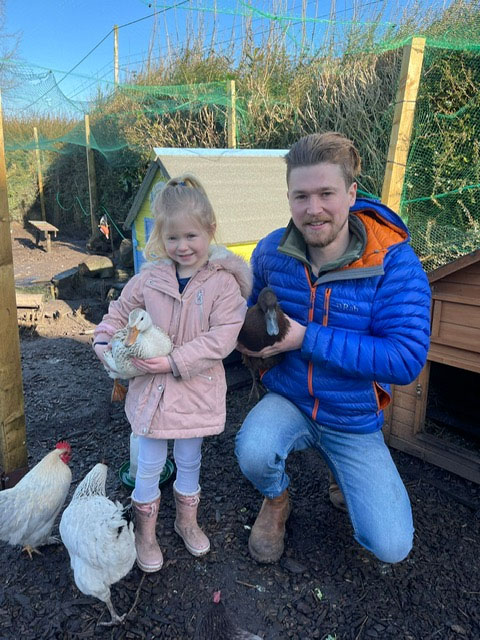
top-left (173, 484), bottom-right (210, 557)
top-left (132, 495), bottom-right (163, 572)
top-left (248, 489), bottom-right (291, 563)
top-left (328, 471), bottom-right (347, 513)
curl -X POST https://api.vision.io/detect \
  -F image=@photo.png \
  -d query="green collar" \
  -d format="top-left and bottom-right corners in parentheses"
top-left (278, 215), bottom-right (367, 279)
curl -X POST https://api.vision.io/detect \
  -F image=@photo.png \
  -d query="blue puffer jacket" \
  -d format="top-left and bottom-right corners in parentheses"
top-left (250, 198), bottom-right (431, 433)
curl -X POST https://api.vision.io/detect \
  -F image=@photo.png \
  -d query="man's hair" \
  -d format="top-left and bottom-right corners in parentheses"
top-left (285, 132), bottom-right (361, 187)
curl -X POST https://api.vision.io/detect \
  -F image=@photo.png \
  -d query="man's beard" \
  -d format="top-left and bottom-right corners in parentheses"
top-left (301, 216), bottom-right (347, 248)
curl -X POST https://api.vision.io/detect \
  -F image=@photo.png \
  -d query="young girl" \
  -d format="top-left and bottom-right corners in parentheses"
top-left (93, 174), bottom-right (251, 573)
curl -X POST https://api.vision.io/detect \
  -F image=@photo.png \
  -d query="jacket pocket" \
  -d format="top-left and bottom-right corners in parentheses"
top-left (373, 381), bottom-right (391, 412)
top-left (163, 368), bottom-right (220, 415)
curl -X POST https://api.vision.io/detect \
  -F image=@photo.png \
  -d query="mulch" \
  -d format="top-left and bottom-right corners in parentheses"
top-left (0, 315), bottom-right (479, 640)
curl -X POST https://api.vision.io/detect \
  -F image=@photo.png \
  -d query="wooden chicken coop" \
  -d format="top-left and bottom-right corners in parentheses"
top-left (383, 249), bottom-right (480, 484)
top-left (123, 147), bottom-right (290, 273)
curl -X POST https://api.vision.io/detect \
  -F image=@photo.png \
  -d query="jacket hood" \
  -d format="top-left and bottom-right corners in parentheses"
top-left (141, 244), bottom-right (252, 300)
top-left (343, 197), bottom-right (409, 271)
top-left (351, 198), bottom-right (410, 240)
top-left (206, 245), bottom-right (252, 300)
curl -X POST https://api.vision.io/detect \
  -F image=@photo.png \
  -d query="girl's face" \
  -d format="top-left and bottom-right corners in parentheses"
top-left (162, 213), bottom-right (213, 277)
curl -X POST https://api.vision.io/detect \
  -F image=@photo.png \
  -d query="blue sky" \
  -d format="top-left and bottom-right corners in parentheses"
top-left (4, 0), bottom-right (169, 110)
top-left (3, 0), bottom-right (451, 116)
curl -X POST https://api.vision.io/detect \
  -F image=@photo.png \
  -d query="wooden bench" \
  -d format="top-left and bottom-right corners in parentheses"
top-left (28, 220), bottom-right (59, 253)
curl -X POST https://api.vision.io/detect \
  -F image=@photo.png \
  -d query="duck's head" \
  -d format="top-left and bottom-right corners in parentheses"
top-left (124, 308), bottom-right (153, 346)
top-left (258, 287), bottom-right (280, 337)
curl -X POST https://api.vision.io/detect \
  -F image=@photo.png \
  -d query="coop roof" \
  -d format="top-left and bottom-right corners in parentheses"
top-left (428, 248), bottom-right (480, 283)
top-left (124, 147), bottom-right (290, 245)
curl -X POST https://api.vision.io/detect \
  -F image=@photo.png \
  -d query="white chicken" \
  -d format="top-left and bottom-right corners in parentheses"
top-left (0, 441), bottom-right (72, 558)
top-left (103, 307), bottom-right (172, 402)
top-left (59, 462), bottom-right (136, 626)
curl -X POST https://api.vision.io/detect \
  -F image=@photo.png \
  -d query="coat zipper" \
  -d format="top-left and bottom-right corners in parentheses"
top-left (323, 288), bottom-right (331, 326)
top-left (196, 289), bottom-right (205, 332)
top-left (304, 265), bottom-right (321, 421)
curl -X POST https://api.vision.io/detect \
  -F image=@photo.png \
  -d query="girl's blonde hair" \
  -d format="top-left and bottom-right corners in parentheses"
top-left (144, 173), bottom-right (217, 262)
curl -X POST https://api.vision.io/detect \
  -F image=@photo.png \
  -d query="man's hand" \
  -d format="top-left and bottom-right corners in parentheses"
top-left (130, 356), bottom-right (172, 375)
top-left (237, 316), bottom-right (306, 358)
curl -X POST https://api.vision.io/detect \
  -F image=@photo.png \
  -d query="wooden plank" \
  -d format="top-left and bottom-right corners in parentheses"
top-left (438, 301), bottom-right (480, 329)
top-left (431, 324), bottom-right (480, 352)
top-left (0, 90), bottom-right (28, 476)
top-left (428, 248), bottom-right (480, 283)
top-left (28, 220), bottom-right (58, 233)
top-left (381, 37), bottom-right (426, 214)
top-left (389, 420), bottom-right (413, 440)
top-left (431, 280), bottom-right (480, 300)
top-left (227, 80), bottom-right (237, 149)
top-left (392, 404), bottom-right (415, 429)
top-left (388, 434), bottom-right (480, 484)
top-left (431, 292), bottom-right (480, 307)
top-left (15, 292), bottom-right (44, 309)
top-left (113, 25), bottom-right (119, 87)
top-left (431, 300), bottom-right (442, 337)
top-left (33, 127), bottom-right (46, 222)
top-left (393, 388), bottom-right (417, 412)
top-left (442, 263), bottom-right (480, 284)
top-left (428, 345), bottom-right (480, 373)
top-left (27, 220), bottom-right (58, 253)
top-left (85, 114), bottom-right (98, 237)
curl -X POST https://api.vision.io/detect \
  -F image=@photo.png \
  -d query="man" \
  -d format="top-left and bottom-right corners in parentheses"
top-left (235, 131), bottom-right (431, 565)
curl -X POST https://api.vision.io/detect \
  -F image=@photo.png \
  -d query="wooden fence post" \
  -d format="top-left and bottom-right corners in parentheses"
top-left (381, 37), bottom-right (425, 440)
top-left (114, 25), bottom-right (119, 88)
top-left (227, 80), bottom-right (237, 149)
top-left (381, 37), bottom-right (426, 216)
top-left (0, 90), bottom-right (28, 486)
top-left (84, 114), bottom-right (98, 237)
top-left (33, 127), bottom-right (47, 222)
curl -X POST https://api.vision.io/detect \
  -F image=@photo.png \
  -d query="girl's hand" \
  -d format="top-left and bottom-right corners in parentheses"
top-left (94, 342), bottom-right (111, 368)
top-left (237, 317), bottom-right (306, 358)
top-left (131, 356), bottom-right (172, 375)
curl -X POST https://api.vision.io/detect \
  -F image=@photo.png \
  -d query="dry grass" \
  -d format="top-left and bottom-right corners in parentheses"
top-left (4, 0), bottom-right (471, 226)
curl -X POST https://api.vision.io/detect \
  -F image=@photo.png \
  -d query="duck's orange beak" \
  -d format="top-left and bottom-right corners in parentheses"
top-left (124, 325), bottom-right (140, 347)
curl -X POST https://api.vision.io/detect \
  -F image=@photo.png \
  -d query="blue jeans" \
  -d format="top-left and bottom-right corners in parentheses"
top-left (235, 392), bottom-right (413, 563)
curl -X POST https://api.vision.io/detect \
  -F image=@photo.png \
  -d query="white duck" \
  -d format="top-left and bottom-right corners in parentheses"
top-left (103, 308), bottom-right (172, 402)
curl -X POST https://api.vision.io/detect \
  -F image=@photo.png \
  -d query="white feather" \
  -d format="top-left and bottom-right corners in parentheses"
top-left (104, 308), bottom-right (172, 381)
top-left (60, 463), bottom-right (136, 609)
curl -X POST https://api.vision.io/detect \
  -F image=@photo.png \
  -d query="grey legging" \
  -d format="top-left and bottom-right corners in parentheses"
top-left (132, 435), bottom-right (203, 503)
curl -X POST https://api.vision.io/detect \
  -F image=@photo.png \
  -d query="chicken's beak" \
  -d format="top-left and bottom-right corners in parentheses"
top-left (265, 309), bottom-right (279, 336)
top-left (124, 326), bottom-right (140, 347)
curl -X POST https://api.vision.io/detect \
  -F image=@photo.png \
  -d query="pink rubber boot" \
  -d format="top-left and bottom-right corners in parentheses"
top-left (132, 495), bottom-right (163, 572)
top-left (173, 484), bottom-right (210, 557)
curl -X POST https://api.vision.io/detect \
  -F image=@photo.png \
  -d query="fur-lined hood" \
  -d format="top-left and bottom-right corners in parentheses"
top-left (141, 244), bottom-right (252, 300)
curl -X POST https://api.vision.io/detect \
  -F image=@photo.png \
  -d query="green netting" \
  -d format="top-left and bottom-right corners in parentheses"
top-left (403, 44), bottom-right (480, 271)
top-left (2, 1), bottom-right (480, 270)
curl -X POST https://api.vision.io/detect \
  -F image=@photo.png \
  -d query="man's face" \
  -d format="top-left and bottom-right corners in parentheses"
top-left (287, 162), bottom-right (357, 249)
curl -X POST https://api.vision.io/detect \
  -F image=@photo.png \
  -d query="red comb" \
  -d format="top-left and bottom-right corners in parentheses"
top-left (213, 591), bottom-right (221, 604)
top-left (55, 441), bottom-right (71, 451)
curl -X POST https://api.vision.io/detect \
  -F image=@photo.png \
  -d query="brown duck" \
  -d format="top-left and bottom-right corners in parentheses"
top-left (238, 287), bottom-right (290, 401)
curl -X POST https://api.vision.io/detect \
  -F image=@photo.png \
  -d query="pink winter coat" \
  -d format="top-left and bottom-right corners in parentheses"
top-left (94, 246), bottom-right (251, 439)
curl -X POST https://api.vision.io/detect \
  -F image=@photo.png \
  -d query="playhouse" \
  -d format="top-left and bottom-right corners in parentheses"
top-left (123, 147), bottom-right (290, 272)
top-left (383, 249), bottom-right (480, 483)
